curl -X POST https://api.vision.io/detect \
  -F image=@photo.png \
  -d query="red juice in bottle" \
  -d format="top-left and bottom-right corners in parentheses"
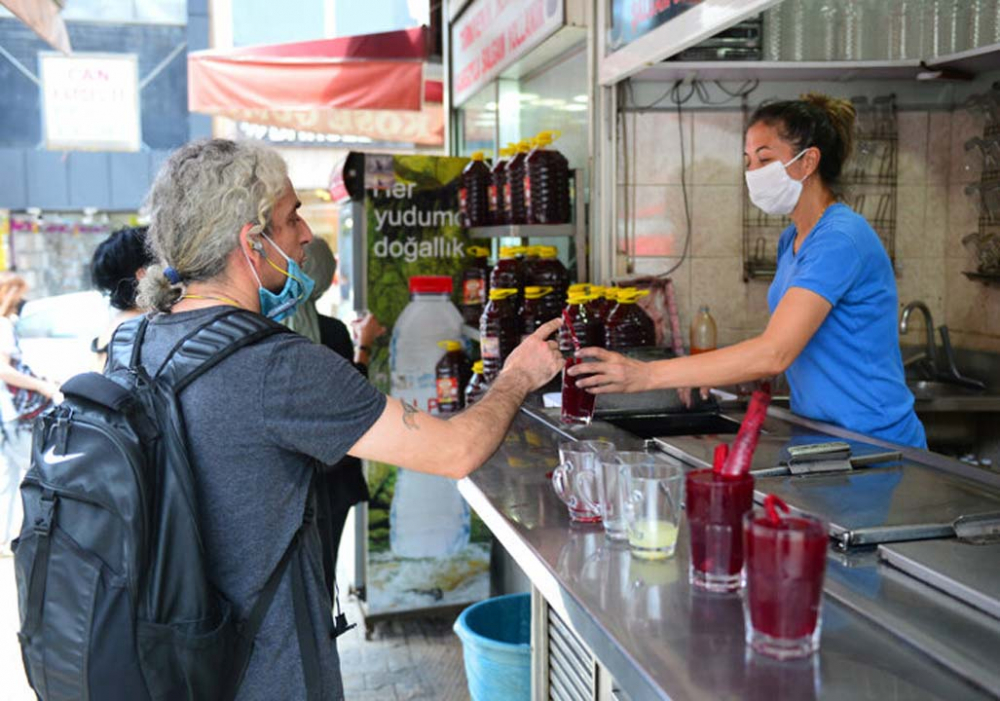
top-left (489, 246), bottom-right (526, 307)
top-left (525, 245), bottom-right (569, 310)
top-left (744, 511), bottom-right (828, 658)
top-left (459, 151), bottom-right (491, 228)
top-left (465, 360), bottom-right (488, 406)
top-left (558, 292), bottom-right (604, 354)
top-left (435, 340), bottom-right (472, 414)
top-left (505, 141), bottom-right (530, 225)
top-left (488, 146), bottom-right (512, 225)
top-left (519, 286), bottom-right (558, 341)
top-left (605, 288), bottom-right (656, 350)
top-left (524, 131), bottom-right (571, 225)
top-left (480, 288), bottom-right (519, 382)
top-left (460, 245), bottom-right (491, 326)
top-left (685, 469), bottom-right (756, 592)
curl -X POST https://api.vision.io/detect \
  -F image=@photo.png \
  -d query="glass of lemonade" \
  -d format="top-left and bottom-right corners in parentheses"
top-left (620, 458), bottom-right (685, 560)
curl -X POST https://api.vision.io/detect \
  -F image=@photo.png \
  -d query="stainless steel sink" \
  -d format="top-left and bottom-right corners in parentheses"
top-left (908, 380), bottom-right (987, 401)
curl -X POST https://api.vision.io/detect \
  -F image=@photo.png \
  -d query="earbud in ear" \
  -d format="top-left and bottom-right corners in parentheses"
top-left (250, 240), bottom-right (264, 253)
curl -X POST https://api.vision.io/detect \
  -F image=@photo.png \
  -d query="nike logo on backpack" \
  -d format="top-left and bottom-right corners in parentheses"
top-left (42, 446), bottom-right (84, 465)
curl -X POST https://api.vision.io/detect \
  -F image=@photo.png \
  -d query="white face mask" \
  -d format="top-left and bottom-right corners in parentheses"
top-left (744, 149), bottom-right (810, 216)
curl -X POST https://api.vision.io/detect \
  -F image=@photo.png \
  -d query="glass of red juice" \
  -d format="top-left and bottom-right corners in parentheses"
top-left (685, 469), bottom-right (755, 592)
top-left (742, 511), bottom-right (828, 660)
top-left (561, 357), bottom-right (595, 425)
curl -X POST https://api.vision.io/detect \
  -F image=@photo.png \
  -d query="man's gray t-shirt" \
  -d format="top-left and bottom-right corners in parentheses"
top-left (139, 308), bottom-right (386, 701)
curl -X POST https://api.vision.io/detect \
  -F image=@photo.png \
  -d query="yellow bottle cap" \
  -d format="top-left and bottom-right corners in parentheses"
top-left (468, 245), bottom-right (490, 257)
top-left (590, 285), bottom-right (606, 297)
top-left (437, 340), bottom-right (463, 352)
top-left (472, 360), bottom-right (484, 374)
top-left (499, 147), bottom-right (513, 158)
top-left (617, 288), bottom-right (650, 303)
top-left (605, 287), bottom-right (619, 301)
top-left (489, 288), bottom-right (518, 301)
top-left (567, 292), bottom-right (596, 305)
top-left (524, 286), bottom-right (554, 300)
top-left (568, 283), bottom-right (592, 293)
top-left (517, 140), bottom-right (531, 153)
top-left (537, 245), bottom-right (558, 259)
top-left (471, 151), bottom-right (485, 161)
top-left (499, 246), bottom-right (517, 258)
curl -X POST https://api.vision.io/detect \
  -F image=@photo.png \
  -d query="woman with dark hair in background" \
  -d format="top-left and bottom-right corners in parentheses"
top-left (90, 226), bottom-right (153, 369)
top-left (284, 236), bottom-right (385, 598)
top-left (572, 93), bottom-right (926, 449)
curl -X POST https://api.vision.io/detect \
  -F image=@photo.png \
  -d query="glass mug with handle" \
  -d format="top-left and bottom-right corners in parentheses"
top-left (552, 441), bottom-right (602, 523)
top-left (620, 456), bottom-right (685, 560)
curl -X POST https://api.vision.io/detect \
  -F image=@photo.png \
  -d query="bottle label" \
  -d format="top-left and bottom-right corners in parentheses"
top-left (462, 278), bottom-right (484, 305)
top-left (488, 184), bottom-right (498, 212)
top-left (481, 335), bottom-right (500, 358)
top-left (436, 377), bottom-right (459, 404)
top-left (503, 183), bottom-right (512, 211)
top-left (523, 175), bottom-right (531, 206)
top-left (459, 187), bottom-right (468, 215)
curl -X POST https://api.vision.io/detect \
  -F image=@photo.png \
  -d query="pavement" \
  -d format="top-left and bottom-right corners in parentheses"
top-left (0, 556), bottom-right (469, 701)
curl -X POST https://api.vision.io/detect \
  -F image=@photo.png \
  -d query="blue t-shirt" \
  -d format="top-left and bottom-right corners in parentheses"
top-left (767, 203), bottom-right (926, 448)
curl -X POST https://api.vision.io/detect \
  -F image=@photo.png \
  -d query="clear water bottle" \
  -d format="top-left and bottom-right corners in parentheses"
top-left (389, 275), bottom-right (471, 559)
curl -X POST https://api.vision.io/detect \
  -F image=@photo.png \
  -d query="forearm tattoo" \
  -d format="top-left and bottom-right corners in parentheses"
top-left (401, 399), bottom-right (420, 431)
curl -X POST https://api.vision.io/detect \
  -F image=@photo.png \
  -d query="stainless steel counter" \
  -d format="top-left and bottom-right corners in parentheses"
top-left (458, 408), bottom-right (1000, 700)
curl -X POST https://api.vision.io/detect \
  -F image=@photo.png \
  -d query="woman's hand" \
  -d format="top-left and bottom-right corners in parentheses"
top-left (566, 347), bottom-right (649, 394)
top-left (352, 312), bottom-right (386, 348)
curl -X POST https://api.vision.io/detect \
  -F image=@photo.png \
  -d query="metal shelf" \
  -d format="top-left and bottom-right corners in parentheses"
top-left (469, 223), bottom-right (575, 239)
top-left (634, 59), bottom-right (923, 83)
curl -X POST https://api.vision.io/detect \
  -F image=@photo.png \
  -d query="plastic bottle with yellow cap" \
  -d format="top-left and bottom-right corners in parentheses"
top-left (434, 340), bottom-right (472, 414)
top-left (489, 146), bottom-right (513, 225)
top-left (605, 288), bottom-right (656, 350)
top-left (464, 360), bottom-right (489, 406)
top-left (460, 151), bottom-right (491, 228)
top-left (519, 285), bottom-right (558, 341)
top-left (489, 245), bottom-right (526, 305)
top-left (525, 244), bottom-right (569, 311)
top-left (480, 288), bottom-right (520, 382)
top-left (505, 140), bottom-right (532, 225)
top-left (460, 245), bottom-right (491, 325)
top-left (559, 291), bottom-right (605, 354)
top-left (525, 130), bottom-right (571, 225)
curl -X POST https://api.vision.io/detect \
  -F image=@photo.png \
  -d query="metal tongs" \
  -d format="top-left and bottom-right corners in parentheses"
top-left (752, 441), bottom-right (902, 478)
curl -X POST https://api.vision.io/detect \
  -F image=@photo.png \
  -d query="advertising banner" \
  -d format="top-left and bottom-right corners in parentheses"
top-left (362, 154), bottom-right (490, 615)
top-left (40, 52), bottom-right (141, 152)
top-left (452, 0), bottom-right (565, 106)
top-left (608, 0), bottom-right (703, 52)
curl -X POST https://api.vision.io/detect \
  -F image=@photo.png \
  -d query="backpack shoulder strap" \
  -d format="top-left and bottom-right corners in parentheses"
top-left (154, 309), bottom-right (291, 394)
top-left (105, 315), bottom-right (148, 376)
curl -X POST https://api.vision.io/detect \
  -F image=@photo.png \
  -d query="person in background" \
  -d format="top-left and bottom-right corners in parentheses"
top-left (283, 236), bottom-right (386, 599)
top-left (0, 274), bottom-right (61, 556)
top-left (571, 93), bottom-right (926, 449)
top-left (90, 225), bottom-right (154, 369)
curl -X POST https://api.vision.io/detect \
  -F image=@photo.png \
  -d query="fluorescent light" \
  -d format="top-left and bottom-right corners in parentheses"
top-left (559, 104), bottom-right (587, 112)
top-left (573, 94), bottom-right (588, 103)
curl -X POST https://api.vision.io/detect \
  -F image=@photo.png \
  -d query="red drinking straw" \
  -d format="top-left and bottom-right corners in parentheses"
top-left (712, 443), bottom-right (730, 475)
top-left (563, 308), bottom-right (581, 352)
top-left (719, 386), bottom-right (772, 478)
top-left (764, 494), bottom-right (790, 526)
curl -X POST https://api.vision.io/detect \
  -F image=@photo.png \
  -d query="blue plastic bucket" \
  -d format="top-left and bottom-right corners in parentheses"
top-left (454, 593), bottom-right (531, 701)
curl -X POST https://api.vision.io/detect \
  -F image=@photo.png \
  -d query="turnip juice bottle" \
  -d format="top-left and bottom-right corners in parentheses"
top-left (605, 288), bottom-right (656, 350)
top-left (389, 276), bottom-right (470, 558)
top-left (480, 287), bottom-right (520, 382)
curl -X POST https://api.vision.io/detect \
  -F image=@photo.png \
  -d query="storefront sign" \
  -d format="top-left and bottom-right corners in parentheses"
top-left (609, 0), bottom-right (702, 52)
top-left (452, 0), bottom-right (565, 106)
top-left (40, 53), bottom-right (141, 152)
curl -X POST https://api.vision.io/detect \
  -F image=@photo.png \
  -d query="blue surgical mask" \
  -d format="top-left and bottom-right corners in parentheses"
top-left (243, 233), bottom-right (315, 322)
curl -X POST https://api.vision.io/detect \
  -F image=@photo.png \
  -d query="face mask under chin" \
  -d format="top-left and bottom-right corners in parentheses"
top-left (243, 234), bottom-right (316, 322)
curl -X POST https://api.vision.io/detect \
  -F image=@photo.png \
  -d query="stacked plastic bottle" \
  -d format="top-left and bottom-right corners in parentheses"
top-left (524, 245), bottom-right (569, 318)
top-left (480, 288), bottom-right (520, 382)
top-left (489, 146), bottom-right (513, 225)
top-left (519, 286), bottom-right (557, 341)
top-left (605, 288), bottom-right (656, 351)
top-left (389, 276), bottom-right (469, 558)
top-left (459, 151), bottom-right (491, 228)
top-left (459, 245), bottom-right (491, 326)
top-left (524, 131), bottom-right (571, 225)
top-left (489, 246), bottom-right (526, 306)
top-left (505, 141), bottom-right (531, 225)
top-left (435, 340), bottom-right (472, 414)
top-left (559, 290), bottom-right (605, 354)
top-left (465, 361), bottom-right (489, 406)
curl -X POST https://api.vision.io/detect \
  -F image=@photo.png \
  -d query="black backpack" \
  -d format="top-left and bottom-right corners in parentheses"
top-left (13, 309), bottom-right (322, 701)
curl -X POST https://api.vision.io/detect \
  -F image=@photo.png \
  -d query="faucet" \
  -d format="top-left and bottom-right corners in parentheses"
top-left (899, 301), bottom-right (938, 376)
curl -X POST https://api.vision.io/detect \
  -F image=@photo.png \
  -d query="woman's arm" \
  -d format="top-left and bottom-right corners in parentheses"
top-left (571, 287), bottom-right (833, 393)
top-left (0, 352), bottom-right (60, 398)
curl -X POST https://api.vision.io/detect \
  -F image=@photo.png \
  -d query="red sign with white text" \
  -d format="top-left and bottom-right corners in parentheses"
top-left (452, 0), bottom-right (564, 106)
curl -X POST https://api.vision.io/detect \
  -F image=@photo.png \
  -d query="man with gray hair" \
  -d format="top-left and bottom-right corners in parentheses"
top-left (129, 139), bottom-right (563, 700)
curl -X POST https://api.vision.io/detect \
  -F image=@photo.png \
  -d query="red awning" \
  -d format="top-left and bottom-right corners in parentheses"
top-left (188, 27), bottom-right (444, 146)
top-left (2, 0), bottom-right (71, 54)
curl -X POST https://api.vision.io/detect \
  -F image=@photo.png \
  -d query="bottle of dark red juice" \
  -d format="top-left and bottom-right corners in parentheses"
top-left (480, 288), bottom-right (519, 382)
top-left (525, 245), bottom-right (569, 309)
top-left (605, 288), bottom-right (656, 351)
top-left (505, 141), bottom-right (531, 225)
top-left (489, 246), bottom-right (526, 306)
top-left (524, 131), bottom-right (571, 225)
top-left (465, 360), bottom-right (489, 406)
top-left (558, 291), bottom-right (605, 354)
top-left (489, 146), bottom-right (513, 225)
top-left (459, 151), bottom-right (491, 228)
top-left (435, 340), bottom-right (472, 415)
top-left (459, 245), bottom-right (491, 326)
top-left (519, 286), bottom-right (556, 342)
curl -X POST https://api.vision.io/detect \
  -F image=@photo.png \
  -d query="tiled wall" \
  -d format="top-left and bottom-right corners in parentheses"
top-left (615, 107), bottom-right (1000, 353)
